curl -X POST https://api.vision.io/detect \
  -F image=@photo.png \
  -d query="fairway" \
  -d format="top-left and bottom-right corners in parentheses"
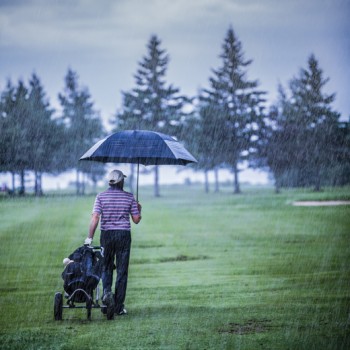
top-left (0, 185), bottom-right (349, 349)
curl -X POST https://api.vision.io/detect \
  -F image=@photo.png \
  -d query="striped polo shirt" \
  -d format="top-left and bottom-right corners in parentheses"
top-left (92, 187), bottom-right (139, 231)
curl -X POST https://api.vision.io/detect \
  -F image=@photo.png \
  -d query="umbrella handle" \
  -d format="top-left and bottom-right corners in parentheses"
top-left (136, 160), bottom-right (139, 202)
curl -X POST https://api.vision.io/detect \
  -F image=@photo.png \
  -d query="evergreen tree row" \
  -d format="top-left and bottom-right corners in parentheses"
top-left (1, 27), bottom-right (349, 196)
top-left (0, 70), bottom-right (105, 195)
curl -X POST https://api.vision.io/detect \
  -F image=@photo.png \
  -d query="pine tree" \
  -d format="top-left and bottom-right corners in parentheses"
top-left (27, 74), bottom-right (65, 195)
top-left (199, 27), bottom-right (265, 193)
top-left (187, 101), bottom-right (224, 193)
top-left (0, 76), bottom-right (68, 195)
top-left (0, 81), bottom-right (17, 192)
top-left (263, 55), bottom-right (341, 190)
top-left (256, 86), bottom-right (295, 192)
top-left (290, 55), bottom-right (340, 190)
top-left (113, 35), bottom-right (192, 197)
top-left (59, 69), bottom-right (105, 195)
top-left (4, 80), bottom-right (31, 194)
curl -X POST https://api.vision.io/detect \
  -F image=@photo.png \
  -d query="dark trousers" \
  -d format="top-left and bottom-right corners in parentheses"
top-left (100, 230), bottom-right (131, 313)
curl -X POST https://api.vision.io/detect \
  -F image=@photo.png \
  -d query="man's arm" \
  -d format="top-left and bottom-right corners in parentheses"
top-left (88, 212), bottom-right (100, 239)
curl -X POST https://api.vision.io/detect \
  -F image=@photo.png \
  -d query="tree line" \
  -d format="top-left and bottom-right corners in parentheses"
top-left (1, 27), bottom-right (349, 196)
top-left (0, 70), bottom-right (105, 195)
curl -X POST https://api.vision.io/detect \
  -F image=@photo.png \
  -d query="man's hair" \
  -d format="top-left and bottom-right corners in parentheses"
top-left (110, 178), bottom-right (124, 190)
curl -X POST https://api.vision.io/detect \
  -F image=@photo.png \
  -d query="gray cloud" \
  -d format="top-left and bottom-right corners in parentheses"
top-left (0, 0), bottom-right (349, 122)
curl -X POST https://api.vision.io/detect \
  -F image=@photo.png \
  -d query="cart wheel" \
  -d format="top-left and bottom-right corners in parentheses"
top-left (86, 298), bottom-right (92, 320)
top-left (104, 293), bottom-right (115, 320)
top-left (106, 304), bottom-right (114, 320)
top-left (54, 292), bottom-right (63, 321)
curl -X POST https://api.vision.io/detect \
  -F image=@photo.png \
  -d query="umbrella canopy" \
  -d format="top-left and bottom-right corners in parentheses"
top-left (79, 130), bottom-right (197, 199)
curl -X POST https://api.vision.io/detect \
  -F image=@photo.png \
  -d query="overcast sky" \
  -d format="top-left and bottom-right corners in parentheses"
top-left (1, 0), bottom-right (349, 130)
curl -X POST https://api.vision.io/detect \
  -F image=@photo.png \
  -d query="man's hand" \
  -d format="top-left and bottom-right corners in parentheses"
top-left (84, 237), bottom-right (92, 246)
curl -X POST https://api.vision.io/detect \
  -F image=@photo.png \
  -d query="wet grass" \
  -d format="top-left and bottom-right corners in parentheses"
top-left (0, 184), bottom-right (349, 349)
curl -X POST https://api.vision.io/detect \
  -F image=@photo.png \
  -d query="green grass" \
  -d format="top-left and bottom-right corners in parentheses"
top-left (0, 185), bottom-right (349, 349)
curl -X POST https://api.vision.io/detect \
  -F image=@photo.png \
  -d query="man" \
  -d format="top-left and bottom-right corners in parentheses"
top-left (84, 169), bottom-right (141, 317)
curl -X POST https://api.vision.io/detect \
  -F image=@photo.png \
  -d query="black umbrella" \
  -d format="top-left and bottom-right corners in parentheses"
top-left (79, 130), bottom-right (197, 200)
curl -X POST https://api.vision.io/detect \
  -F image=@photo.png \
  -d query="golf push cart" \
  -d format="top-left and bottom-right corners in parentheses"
top-left (54, 244), bottom-right (115, 320)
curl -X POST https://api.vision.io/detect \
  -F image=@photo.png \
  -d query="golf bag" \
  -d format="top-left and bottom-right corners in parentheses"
top-left (62, 245), bottom-right (103, 302)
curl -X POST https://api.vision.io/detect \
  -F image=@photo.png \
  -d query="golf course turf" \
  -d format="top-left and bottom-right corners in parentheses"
top-left (0, 185), bottom-right (349, 349)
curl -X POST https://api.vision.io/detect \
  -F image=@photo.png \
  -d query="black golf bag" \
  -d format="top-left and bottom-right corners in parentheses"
top-left (62, 245), bottom-right (103, 302)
